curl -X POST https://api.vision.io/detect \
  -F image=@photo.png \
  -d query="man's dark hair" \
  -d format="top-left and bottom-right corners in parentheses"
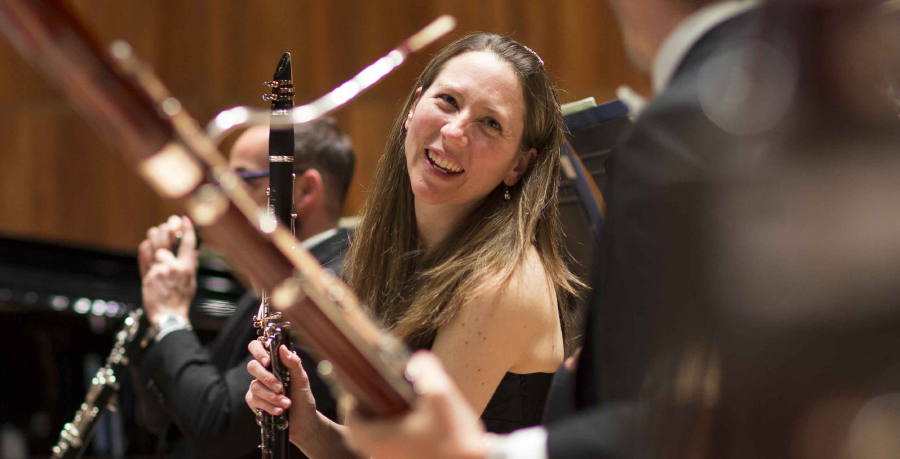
top-left (293, 118), bottom-right (356, 219)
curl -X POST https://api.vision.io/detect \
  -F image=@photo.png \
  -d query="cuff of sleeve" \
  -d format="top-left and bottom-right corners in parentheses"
top-left (153, 314), bottom-right (192, 343)
top-left (485, 426), bottom-right (548, 459)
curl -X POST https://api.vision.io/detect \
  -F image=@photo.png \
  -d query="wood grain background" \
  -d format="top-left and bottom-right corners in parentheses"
top-left (0, 0), bottom-right (649, 252)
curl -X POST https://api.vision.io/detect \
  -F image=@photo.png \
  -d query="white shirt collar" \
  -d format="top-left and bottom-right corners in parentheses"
top-left (652, 0), bottom-right (762, 95)
top-left (302, 227), bottom-right (339, 249)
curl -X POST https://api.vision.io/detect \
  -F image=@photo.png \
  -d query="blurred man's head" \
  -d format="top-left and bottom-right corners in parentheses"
top-left (292, 118), bottom-right (356, 223)
top-left (229, 125), bottom-right (271, 207)
top-left (605, 0), bottom-right (718, 71)
top-left (227, 119), bottom-right (356, 239)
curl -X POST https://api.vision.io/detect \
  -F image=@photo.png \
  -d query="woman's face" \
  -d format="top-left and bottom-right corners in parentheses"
top-left (404, 50), bottom-right (533, 211)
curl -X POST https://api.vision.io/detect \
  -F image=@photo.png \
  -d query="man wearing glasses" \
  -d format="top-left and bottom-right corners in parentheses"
top-left (132, 118), bottom-right (355, 459)
top-left (230, 119), bottom-right (356, 273)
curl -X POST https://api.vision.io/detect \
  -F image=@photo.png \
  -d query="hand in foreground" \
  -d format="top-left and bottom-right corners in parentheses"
top-left (345, 351), bottom-right (489, 459)
top-left (246, 341), bottom-right (320, 444)
top-left (564, 346), bottom-right (582, 372)
top-left (138, 215), bottom-right (198, 325)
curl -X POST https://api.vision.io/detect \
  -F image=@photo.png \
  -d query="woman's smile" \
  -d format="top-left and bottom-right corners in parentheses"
top-left (424, 148), bottom-right (464, 175)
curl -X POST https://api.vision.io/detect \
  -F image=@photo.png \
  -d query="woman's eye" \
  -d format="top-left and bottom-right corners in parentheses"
top-left (436, 94), bottom-right (458, 108)
top-left (483, 118), bottom-right (502, 131)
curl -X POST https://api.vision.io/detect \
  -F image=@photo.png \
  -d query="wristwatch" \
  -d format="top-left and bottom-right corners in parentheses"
top-left (152, 314), bottom-right (192, 343)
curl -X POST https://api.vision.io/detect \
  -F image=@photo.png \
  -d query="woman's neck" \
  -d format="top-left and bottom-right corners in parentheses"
top-left (414, 198), bottom-right (477, 254)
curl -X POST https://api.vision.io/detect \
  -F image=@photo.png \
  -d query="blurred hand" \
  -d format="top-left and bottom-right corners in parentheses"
top-left (345, 351), bottom-right (489, 459)
top-left (138, 215), bottom-right (198, 325)
top-left (564, 346), bottom-right (582, 372)
top-left (245, 341), bottom-right (320, 445)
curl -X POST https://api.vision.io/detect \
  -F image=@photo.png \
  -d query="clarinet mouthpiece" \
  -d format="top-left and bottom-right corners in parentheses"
top-left (272, 52), bottom-right (291, 82)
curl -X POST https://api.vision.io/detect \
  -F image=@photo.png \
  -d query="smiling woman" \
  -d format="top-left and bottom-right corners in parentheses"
top-left (351, 33), bottom-right (580, 355)
top-left (404, 50), bottom-right (533, 221)
top-left (245, 33), bottom-right (582, 458)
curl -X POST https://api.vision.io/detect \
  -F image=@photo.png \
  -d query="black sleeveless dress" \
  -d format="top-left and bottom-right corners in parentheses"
top-left (421, 307), bottom-right (564, 433)
top-left (480, 371), bottom-right (555, 433)
top-left (418, 295), bottom-right (564, 434)
top-left (479, 300), bottom-right (567, 433)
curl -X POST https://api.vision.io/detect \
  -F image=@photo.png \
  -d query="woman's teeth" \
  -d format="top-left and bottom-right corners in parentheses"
top-left (426, 150), bottom-right (463, 173)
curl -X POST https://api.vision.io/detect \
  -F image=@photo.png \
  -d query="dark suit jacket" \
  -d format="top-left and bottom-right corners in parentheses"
top-left (547, 5), bottom-right (900, 457)
top-left (135, 228), bottom-right (350, 459)
top-left (544, 9), bottom-right (768, 458)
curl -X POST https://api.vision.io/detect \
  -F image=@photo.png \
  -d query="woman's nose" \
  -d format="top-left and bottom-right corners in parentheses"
top-left (441, 116), bottom-right (469, 148)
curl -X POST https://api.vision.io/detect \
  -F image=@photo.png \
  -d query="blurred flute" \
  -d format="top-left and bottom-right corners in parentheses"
top-left (50, 310), bottom-right (147, 459)
top-left (51, 233), bottom-right (185, 459)
top-left (255, 52), bottom-right (296, 459)
top-left (0, 0), bottom-right (455, 430)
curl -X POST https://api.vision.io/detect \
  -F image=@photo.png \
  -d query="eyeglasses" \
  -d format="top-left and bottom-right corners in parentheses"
top-left (236, 170), bottom-right (269, 181)
top-left (236, 168), bottom-right (308, 181)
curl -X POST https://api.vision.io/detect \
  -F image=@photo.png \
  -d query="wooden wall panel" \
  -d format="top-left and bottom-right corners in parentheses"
top-left (0, 0), bottom-right (649, 252)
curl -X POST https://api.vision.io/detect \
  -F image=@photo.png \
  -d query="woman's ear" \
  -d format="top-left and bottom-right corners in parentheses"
top-left (404, 87), bottom-right (424, 131)
top-left (504, 147), bottom-right (537, 186)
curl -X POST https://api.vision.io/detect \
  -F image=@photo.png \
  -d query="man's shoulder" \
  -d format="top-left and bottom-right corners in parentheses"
top-left (666, 7), bottom-right (770, 96)
top-left (309, 227), bottom-right (351, 275)
top-left (624, 9), bottom-right (780, 172)
top-left (316, 227), bottom-right (351, 249)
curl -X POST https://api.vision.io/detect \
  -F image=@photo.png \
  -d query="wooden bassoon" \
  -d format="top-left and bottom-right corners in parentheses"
top-left (0, 0), bottom-right (455, 441)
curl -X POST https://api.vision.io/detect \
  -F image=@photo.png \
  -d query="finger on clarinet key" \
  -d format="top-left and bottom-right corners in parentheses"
top-left (248, 340), bottom-right (270, 367)
top-left (251, 379), bottom-right (290, 410)
top-left (247, 358), bottom-right (282, 393)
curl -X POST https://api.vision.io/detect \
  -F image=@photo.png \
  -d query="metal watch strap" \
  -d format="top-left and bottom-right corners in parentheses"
top-left (153, 314), bottom-right (192, 343)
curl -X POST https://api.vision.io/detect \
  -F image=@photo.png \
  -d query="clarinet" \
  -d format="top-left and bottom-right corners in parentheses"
top-left (51, 309), bottom-right (149, 459)
top-left (254, 52), bottom-right (295, 459)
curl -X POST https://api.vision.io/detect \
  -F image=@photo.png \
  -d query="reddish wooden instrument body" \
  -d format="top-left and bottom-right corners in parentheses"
top-left (0, 0), bottom-right (414, 417)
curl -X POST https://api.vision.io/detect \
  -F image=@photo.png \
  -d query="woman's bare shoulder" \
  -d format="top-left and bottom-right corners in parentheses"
top-left (430, 246), bottom-right (560, 411)
top-left (474, 246), bottom-right (556, 325)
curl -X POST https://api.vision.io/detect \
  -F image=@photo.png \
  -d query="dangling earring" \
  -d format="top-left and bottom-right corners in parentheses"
top-left (504, 185), bottom-right (511, 201)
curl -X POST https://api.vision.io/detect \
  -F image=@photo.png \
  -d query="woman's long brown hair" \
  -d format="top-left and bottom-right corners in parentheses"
top-left (346, 32), bottom-right (583, 352)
